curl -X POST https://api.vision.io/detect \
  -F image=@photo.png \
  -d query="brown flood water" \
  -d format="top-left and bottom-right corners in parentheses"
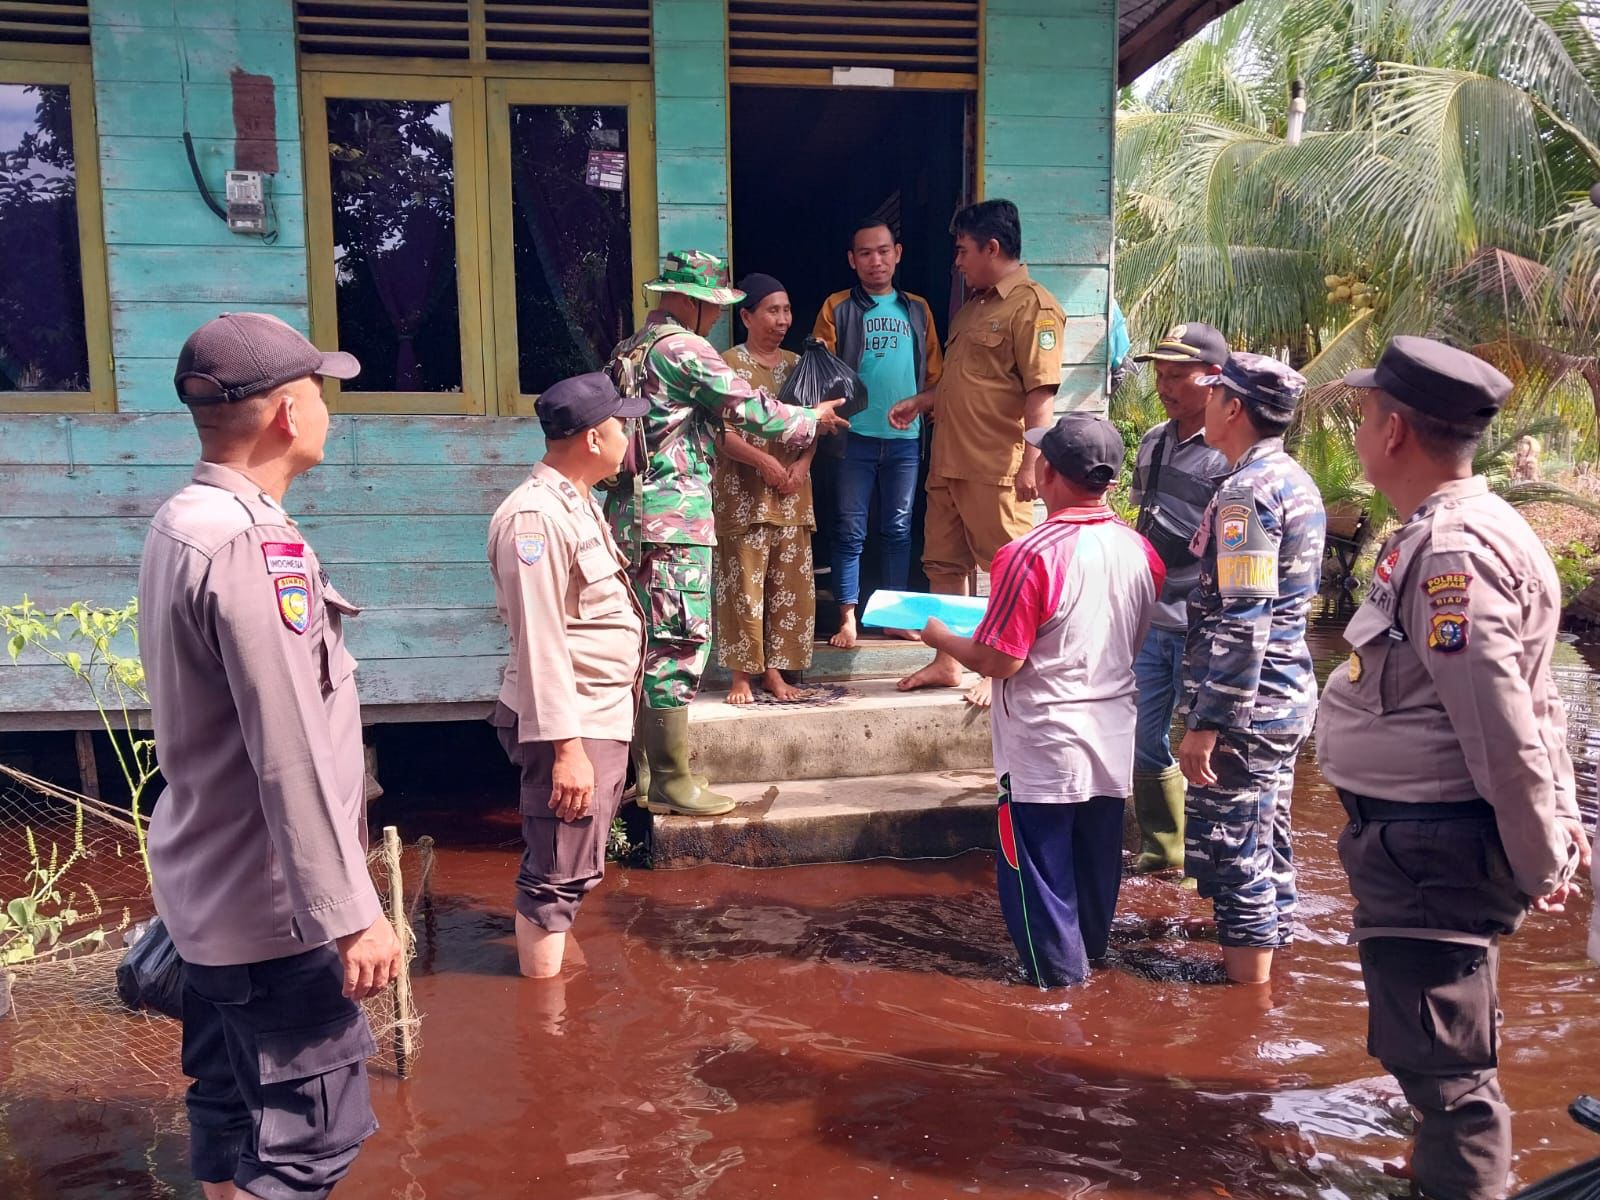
top-left (4, 627), bottom-right (1600, 1199)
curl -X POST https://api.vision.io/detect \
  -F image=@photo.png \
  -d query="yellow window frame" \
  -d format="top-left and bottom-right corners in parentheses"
top-left (0, 56), bottom-right (112, 414)
top-left (301, 71), bottom-right (490, 415)
top-left (485, 76), bottom-right (657, 418)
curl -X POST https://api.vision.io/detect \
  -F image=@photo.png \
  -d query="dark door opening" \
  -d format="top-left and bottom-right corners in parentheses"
top-left (730, 86), bottom-right (971, 630)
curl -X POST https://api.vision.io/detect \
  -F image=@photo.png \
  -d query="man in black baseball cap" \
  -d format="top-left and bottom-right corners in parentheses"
top-left (487, 371), bottom-right (649, 979)
top-left (1125, 324), bottom-right (1232, 874)
top-left (1318, 335), bottom-right (1586, 1200)
top-left (144, 317), bottom-right (399, 1198)
top-left (918, 411), bottom-right (1164, 986)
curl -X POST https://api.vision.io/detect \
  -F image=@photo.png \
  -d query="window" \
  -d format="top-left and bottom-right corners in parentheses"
top-left (0, 58), bottom-right (111, 412)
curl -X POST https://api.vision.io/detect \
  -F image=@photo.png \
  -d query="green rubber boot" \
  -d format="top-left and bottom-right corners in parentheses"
top-left (627, 719), bottom-right (709, 808)
top-left (1131, 765), bottom-right (1186, 873)
top-left (640, 706), bottom-right (735, 817)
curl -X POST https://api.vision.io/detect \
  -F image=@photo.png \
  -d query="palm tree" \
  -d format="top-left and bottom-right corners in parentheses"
top-left (1113, 0), bottom-right (1600, 508)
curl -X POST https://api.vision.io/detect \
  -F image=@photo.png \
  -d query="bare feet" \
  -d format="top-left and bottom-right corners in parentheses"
top-left (896, 654), bottom-right (964, 692)
top-left (761, 668), bottom-right (803, 702)
top-left (964, 676), bottom-right (993, 708)
top-left (727, 672), bottom-right (755, 705)
top-left (829, 607), bottom-right (858, 649)
top-left (886, 627), bottom-right (922, 641)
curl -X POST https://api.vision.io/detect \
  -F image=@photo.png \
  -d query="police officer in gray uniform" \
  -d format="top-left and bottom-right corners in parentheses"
top-left (141, 313), bottom-right (402, 1200)
top-left (1317, 336), bottom-right (1589, 1200)
top-left (1177, 353), bottom-right (1326, 986)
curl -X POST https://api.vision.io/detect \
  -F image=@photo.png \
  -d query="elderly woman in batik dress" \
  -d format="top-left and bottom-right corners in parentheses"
top-left (712, 274), bottom-right (818, 704)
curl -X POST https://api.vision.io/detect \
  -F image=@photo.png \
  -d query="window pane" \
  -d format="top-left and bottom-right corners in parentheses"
top-left (0, 83), bottom-right (88, 393)
top-left (327, 99), bottom-right (462, 393)
top-left (508, 105), bottom-right (634, 394)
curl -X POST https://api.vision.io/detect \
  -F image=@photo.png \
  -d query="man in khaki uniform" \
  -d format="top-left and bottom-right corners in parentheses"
top-left (488, 372), bottom-right (647, 978)
top-left (889, 199), bottom-right (1066, 704)
top-left (1317, 336), bottom-right (1589, 1200)
top-left (140, 312), bottom-right (401, 1200)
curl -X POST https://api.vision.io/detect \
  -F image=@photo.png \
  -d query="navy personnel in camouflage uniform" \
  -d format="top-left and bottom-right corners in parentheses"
top-left (605, 251), bottom-right (851, 817)
top-left (1177, 353), bottom-right (1326, 985)
top-left (1317, 337), bottom-right (1588, 1200)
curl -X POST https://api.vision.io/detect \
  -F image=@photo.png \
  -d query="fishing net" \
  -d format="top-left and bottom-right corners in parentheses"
top-left (0, 764), bottom-right (434, 1102)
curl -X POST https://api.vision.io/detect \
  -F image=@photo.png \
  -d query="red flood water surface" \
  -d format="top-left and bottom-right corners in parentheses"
top-left (4, 628), bottom-right (1600, 1198)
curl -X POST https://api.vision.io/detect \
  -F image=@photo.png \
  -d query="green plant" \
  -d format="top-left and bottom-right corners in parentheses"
top-left (1, 597), bottom-right (155, 879)
top-left (0, 818), bottom-right (117, 966)
top-left (1550, 541), bottom-right (1596, 605)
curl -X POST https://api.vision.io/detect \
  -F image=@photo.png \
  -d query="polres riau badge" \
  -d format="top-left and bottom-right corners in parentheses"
top-left (516, 533), bottom-right (547, 565)
top-left (1428, 611), bottom-right (1469, 653)
top-left (275, 574), bottom-right (310, 635)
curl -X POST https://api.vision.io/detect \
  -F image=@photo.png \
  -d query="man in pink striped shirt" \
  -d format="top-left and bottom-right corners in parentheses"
top-left (922, 415), bottom-right (1164, 985)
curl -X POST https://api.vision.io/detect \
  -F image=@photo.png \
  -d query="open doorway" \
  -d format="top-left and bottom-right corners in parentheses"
top-left (730, 86), bottom-right (971, 630)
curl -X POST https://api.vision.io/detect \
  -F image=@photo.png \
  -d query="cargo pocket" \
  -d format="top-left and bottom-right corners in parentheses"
top-left (1360, 939), bottom-right (1497, 1073)
top-left (254, 1011), bottom-right (378, 1164)
top-left (320, 584), bottom-right (361, 695)
top-left (647, 548), bottom-right (712, 644)
top-left (576, 549), bottom-right (627, 619)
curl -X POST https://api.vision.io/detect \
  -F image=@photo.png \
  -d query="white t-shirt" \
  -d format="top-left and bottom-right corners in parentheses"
top-left (973, 506), bottom-right (1164, 804)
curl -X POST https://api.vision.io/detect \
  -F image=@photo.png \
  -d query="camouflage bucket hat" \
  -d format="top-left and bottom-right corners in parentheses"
top-left (644, 250), bottom-right (746, 304)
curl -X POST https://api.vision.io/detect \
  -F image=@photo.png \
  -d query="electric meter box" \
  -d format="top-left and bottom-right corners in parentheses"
top-left (225, 170), bottom-right (265, 234)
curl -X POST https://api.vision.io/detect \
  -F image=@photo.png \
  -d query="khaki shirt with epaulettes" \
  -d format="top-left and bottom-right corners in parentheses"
top-left (139, 461), bottom-right (381, 967)
top-left (488, 461), bottom-right (644, 745)
top-left (1316, 475), bottom-right (1580, 901)
top-left (929, 264), bottom-right (1066, 486)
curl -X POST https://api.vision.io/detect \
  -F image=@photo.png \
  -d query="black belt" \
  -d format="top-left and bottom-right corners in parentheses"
top-left (1338, 789), bottom-right (1494, 827)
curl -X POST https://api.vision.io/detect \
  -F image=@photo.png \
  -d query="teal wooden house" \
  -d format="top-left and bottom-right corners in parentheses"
top-left (0, 0), bottom-right (1218, 730)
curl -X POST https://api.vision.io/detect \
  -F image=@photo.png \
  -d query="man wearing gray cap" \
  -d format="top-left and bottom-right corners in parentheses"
top-left (487, 372), bottom-right (648, 978)
top-left (140, 312), bottom-right (401, 1199)
top-left (920, 415), bottom-right (1163, 986)
top-left (1317, 336), bottom-right (1589, 1200)
top-left (1177, 352), bottom-right (1326, 986)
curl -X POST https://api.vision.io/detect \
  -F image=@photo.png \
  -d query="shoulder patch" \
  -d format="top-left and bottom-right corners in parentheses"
top-left (1423, 573), bottom-right (1472, 597)
top-left (1215, 489), bottom-right (1278, 599)
top-left (275, 574), bottom-right (310, 635)
top-left (516, 533), bottom-right (547, 565)
top-left (1375, 548), bottom-right (1400, 584)
top-left (1428, 611), bottom-right (1469, 653)
top-left (261, 541), bottom-right (308, 575)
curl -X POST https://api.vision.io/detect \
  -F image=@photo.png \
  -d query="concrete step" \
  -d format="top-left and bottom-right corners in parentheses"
top-left (685, 675), bottom-right (992, 784)
top-left (649, 768), bottom-right (999, 869)
top-left (702, 636), bottom-right (928, 687)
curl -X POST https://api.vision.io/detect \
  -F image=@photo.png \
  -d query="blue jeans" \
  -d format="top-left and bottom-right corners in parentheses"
top-left (1133, 625), bottom-right (1187, 772)
top-left (832, 432), bottom-right (921, 606)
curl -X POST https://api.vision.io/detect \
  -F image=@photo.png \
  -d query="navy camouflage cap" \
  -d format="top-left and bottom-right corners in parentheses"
top-left (1200, 352), bottom-right (1306, 413)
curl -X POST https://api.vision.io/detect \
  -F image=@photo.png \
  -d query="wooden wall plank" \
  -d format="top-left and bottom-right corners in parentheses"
top-left (656, 152), bottom-right (729, 204)
top-left (92, 0), bottom-right (310, 421)
top-left (983, 1), bottom-right (1116, 384)
top-left (653, 0), bottom-right (729, 266)
top-left (0, 515), bottom-right (492, 567)
top-left (0, 561), bottom-right (495, 613)
top-left (0, 414), bottom-right (546, 467)
top-left (0, 464), bottom-right (533, 518)
top-left (103, 189), bottom-right (307, 249)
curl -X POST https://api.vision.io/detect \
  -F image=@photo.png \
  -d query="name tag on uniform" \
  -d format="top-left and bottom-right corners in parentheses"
top-left (261, 541), bottom-right (307, 575)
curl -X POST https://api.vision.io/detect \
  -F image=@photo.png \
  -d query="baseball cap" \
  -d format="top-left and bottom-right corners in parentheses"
top-left (1024, 414), bottom-right (1126, 487)
top-left (174, 312), bottom-right (360, 405)
top-left (1199, 352), bottom-right (1306, 412)
top-left (1133, 322), bottom-right (1230, 368)
top-left (535, 371), bottom-right (649, 440)
top-left (1342, 335), bottom-right (1509, 429)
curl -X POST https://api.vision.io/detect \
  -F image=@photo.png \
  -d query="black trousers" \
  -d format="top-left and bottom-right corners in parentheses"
top-left (1337, 805), bottom-right (1527, 1200)
top-left (181, 944), bottom-right (377, 1200)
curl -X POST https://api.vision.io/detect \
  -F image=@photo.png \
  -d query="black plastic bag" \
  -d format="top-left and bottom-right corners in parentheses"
top-left (116, 916), bottom-right (186, 1019)
top-left (778, 338), bottom-right (868, 420)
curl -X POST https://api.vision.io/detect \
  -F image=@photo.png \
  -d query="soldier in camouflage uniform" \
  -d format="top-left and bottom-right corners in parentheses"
top-left (604, 250), bottom-right (851, 816)
top-left (1176, 353), bottom-right (1326, 985)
